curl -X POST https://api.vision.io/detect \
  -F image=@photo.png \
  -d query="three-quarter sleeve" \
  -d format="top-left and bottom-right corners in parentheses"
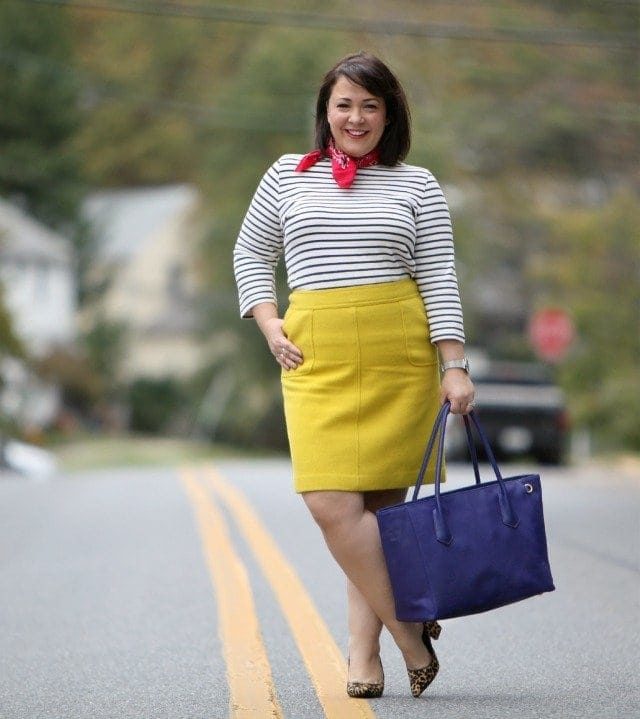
top-left (233, 159), bottom-right (283, 318)
top-left (414, 171), bottom-right (466, 344)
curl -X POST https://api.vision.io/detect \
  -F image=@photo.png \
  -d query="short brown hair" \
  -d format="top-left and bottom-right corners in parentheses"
top-left (314, 52), bottom-right (411, 165)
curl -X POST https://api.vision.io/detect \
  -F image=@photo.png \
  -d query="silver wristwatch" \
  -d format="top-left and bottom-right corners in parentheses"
top-left (440, 357), bottom-right (470, 374)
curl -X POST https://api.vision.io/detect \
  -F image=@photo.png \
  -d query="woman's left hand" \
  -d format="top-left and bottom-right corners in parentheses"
top-left (440, 369), bottom-right (475, 414)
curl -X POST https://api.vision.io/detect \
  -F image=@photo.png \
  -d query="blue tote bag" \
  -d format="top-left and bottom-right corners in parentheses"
top-left (376, 402), bottom-right (555, 621)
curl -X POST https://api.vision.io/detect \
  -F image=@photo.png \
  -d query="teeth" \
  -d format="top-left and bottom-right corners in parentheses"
top-left (347, 130), bottom-right (366, 136)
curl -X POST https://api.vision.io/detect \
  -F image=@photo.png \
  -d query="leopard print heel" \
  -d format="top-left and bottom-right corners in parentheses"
top-left (407, 621), bottom-right (442, 698)
top-left (346, 657), bottom-right (384, 699)
top-left (424, 620), bottom-right (442, 640)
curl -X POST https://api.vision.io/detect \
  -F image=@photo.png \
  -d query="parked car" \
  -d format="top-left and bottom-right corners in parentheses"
top-left (445, 354), bottom-right (569, 465)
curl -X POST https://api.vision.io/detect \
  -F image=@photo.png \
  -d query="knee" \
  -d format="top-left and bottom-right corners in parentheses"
top-left (303, 491), bottom-right (362, 534)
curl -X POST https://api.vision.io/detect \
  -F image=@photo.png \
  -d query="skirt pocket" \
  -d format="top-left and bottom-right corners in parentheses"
top-left (400, 298), bottom-right (437, 367)
top-left (281, 307), bottom-right (315, 377)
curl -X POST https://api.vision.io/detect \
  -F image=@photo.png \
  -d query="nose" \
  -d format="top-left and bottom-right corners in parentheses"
top-left (349, 107), bottom-right (364, 124)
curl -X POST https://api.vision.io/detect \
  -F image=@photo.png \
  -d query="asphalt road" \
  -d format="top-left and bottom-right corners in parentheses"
top-left (0, 458), bottom-right (638, 719)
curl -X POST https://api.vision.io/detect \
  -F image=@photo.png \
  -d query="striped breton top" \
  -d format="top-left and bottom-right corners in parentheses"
top-left (233, 153), bottom-right (465, 343)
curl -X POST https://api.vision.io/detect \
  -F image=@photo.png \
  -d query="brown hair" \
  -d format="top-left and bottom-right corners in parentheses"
top-left (314, 52), bottom-right (411, 165)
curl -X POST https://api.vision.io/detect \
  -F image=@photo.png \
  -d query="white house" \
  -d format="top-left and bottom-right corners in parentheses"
top-left (81, 185), bottom-right (207, 381)
top-left (0, 198), bottom-right (77, 428)
top-left (0, 198), bottom-right (76, 356)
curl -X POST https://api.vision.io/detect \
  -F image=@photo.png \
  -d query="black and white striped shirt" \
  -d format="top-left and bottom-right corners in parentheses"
top-left (233, 154), bottom-right (465, 343)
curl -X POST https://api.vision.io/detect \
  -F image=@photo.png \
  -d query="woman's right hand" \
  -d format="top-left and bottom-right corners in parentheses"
top-left (262, 317), bottom-right (304, 371)
top-left (250, 303), bottom-right (303, 371)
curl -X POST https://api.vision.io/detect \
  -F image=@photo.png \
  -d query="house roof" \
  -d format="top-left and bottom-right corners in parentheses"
top-left (82, 184), bottom-right (199, 263)
top-left (0, 198), bottom-right (73, 265)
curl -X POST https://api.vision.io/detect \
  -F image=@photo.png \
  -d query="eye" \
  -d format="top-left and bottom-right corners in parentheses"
top-left (337, 103), bottom-right (349, 109)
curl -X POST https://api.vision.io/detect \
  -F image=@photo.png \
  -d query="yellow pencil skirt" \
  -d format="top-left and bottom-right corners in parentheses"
top-left (281, 278), bottom-right (443, 493)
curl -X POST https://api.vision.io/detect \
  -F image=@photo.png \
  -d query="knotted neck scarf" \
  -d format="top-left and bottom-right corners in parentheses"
top-left (295, 139), bottom-right (380, 189)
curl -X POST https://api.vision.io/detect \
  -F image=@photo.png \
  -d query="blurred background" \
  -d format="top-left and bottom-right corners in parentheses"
top-left (0, 0), bottom-right (638, 475)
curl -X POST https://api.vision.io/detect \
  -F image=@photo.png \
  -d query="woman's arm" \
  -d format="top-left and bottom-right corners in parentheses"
top-left (233, 161), bottom-right (284, 318)
top-left (412, 171), bottom-right (474, 413)
top-left (413, 172), bottom-right (465, 344)
top-left (436, 339), bottom-right (475, 414)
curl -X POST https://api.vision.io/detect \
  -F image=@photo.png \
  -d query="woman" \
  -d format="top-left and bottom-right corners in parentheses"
top-left (233, 52), bottom-right (474, 699)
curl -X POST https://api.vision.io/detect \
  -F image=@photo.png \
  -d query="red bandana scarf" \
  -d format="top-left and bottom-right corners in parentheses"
top-left (295, 139), bottom-right (379, 189)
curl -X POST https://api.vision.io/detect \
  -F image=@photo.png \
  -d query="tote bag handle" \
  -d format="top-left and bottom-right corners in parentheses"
top-left (411, 402), bottom-right (520, 545)
top-left (411, 402), bottom-right (481, 500)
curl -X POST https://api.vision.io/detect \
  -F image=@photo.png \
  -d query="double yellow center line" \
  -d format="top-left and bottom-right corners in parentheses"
top-left (180, 466), bottom-right (377, 719)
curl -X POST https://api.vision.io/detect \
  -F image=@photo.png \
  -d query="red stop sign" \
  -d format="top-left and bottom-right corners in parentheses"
top-left (528, 308), bottom-right (575, 362)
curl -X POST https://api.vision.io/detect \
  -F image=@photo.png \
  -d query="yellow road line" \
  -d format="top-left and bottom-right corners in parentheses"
top-left (205, 467), bottom-right (377, 719)
top-left (180, 469), bottom-right (283, 719)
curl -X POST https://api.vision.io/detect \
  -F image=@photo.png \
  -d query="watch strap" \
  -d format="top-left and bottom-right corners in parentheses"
top-left (440, 357), bottom-right (470, 374)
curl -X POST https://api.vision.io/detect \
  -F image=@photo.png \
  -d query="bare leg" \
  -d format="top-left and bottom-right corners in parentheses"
top-left (347, 581), bottom-right (382, 681)
top-left (347, 489), bottom-right (406, 682)
top-left (303, 490), bottom-right (432, 671)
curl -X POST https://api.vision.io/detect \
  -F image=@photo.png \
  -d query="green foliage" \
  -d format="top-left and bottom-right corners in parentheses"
top-left (82, 317), bottom-right (128, 396)
top-left (128, 377), bottom-right (188, 434)
top-left (36, 318), bottom-right (128, 421)
top-left (0, 0), bottom-right (85, 230)
top-left (36, 348), bottom-right (104, 416)
top-left (0, 284), bottom-right (26, 360)
top-left (0, 0), bottom-right (97, 311)
top-left (531, 189), bottom-right (640, 449)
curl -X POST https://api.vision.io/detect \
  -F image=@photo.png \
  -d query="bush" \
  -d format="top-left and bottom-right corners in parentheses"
top-left (128, 377), bottom-right (187, 434)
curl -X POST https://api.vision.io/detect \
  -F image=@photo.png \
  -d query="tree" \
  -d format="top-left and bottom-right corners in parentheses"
top-left (0, 284), bottom-right (26, 360)
top-left (530, 189), bottom-right (640, 449)
top-left (0, 0), bottom-right (85, 231)
top-left (0, 1), bottom-right (100, 301)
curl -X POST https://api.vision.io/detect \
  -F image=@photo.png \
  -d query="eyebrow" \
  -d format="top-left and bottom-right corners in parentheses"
top-left (336, 96), bottom-right (380, 102)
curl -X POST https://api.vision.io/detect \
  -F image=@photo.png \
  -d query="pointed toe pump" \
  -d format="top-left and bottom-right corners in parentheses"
top-left (346, 656), bottom-right (384, 699)
top-left (407, 620), bottom-right (442, 698)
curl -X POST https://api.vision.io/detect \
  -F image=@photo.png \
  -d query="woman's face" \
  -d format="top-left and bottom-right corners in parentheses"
top-left (326, 75), bottom-right (386, 157)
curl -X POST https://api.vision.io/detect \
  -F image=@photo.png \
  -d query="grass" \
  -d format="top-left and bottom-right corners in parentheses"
top-left (52, 434), bottom-right (282, 473)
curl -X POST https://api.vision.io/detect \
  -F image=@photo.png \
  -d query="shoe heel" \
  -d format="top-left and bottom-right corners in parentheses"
top-left (425, 621), bottom-right (442, 640)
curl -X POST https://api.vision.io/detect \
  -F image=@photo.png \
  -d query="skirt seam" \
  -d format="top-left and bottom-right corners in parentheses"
top-left (354, 306), bottom-right (362, 491)
top-left (288, 279), bottom-right (418, 311)
top-left (291, 292), bottom-right (419, 311)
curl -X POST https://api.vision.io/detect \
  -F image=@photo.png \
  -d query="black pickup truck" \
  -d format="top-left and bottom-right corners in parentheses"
top-left (445, 355), bottom-right (569, 465)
